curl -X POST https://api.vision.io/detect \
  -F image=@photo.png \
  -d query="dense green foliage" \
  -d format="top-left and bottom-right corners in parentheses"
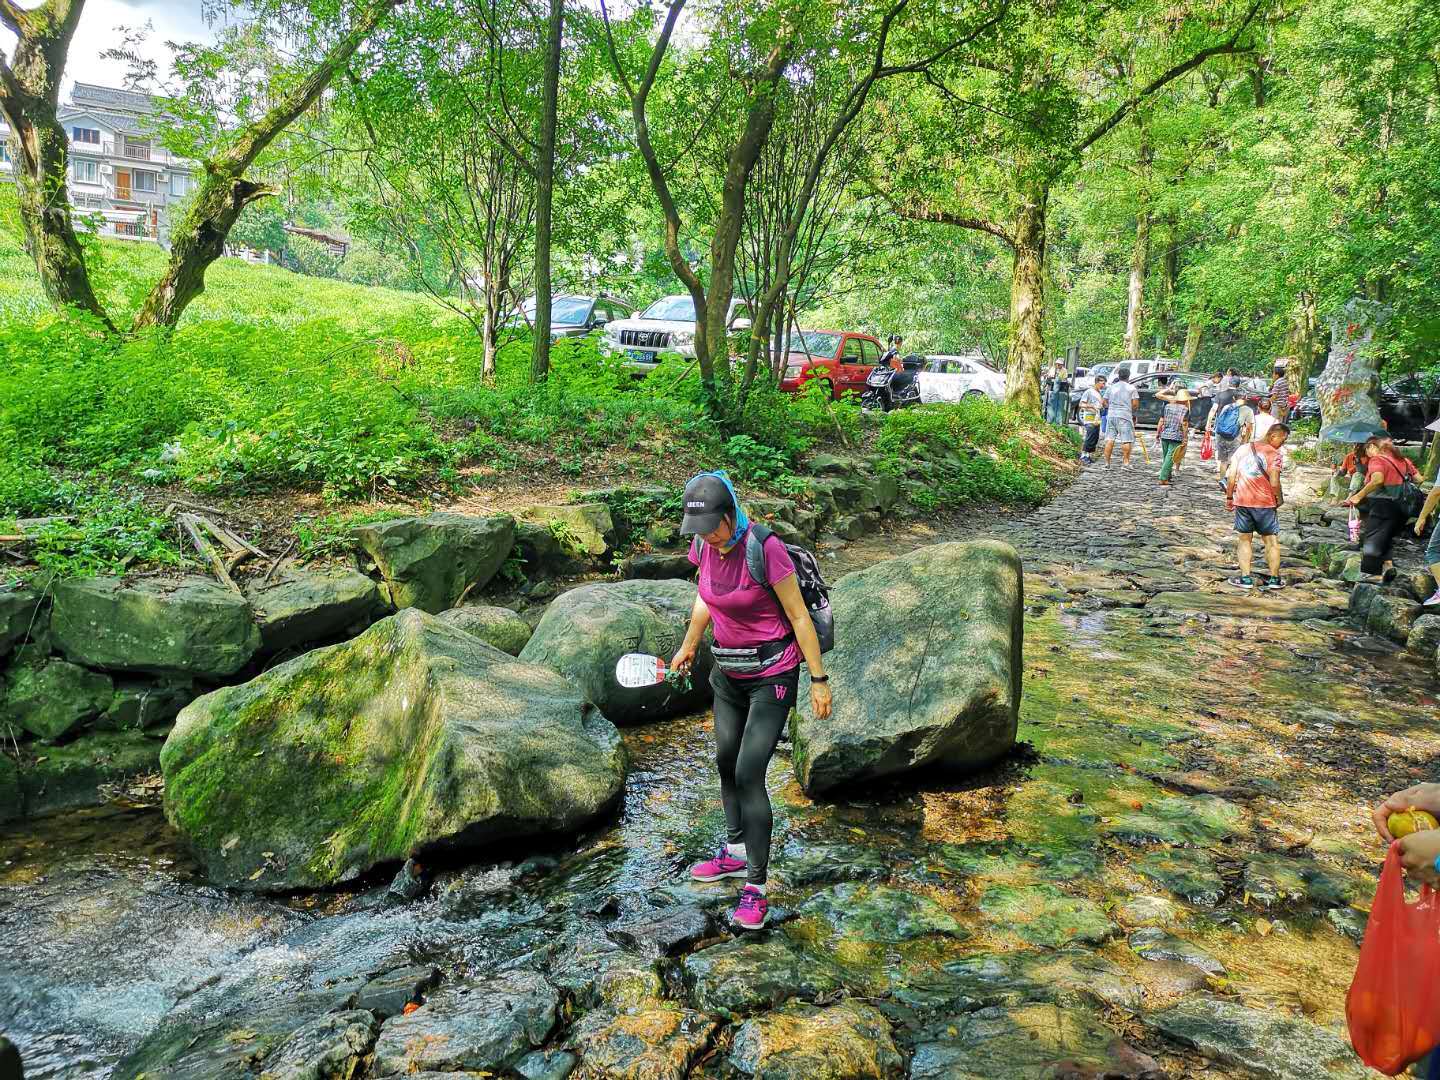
top-left (0, 203), bottom-right (1070, 575)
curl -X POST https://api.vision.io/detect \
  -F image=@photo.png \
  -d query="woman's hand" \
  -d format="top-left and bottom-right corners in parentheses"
top-left (810, 679), bottom-right (832, 721)
top-left (1398, 830), bottom-right (1440, 887)
top-left (1342, 496), bottom-right (1359, 508)
top-left (1417, 514), bottom-right (1432, 537)
top-left (670, 641), bottom-right (698, 676)
top-left (1373, 783), bottom-right (1440, 840)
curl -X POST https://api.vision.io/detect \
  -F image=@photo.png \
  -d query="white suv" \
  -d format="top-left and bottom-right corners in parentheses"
top-left (603, 294), bottom-right (752, 373)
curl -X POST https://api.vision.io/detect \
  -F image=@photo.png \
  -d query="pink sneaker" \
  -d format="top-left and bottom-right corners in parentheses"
top-left (1425, 589), bottom-right (1440, 607)
top-left (690, 846), bottom-right (747, 882)
top-left (732, 885), bottom-right (768, 930)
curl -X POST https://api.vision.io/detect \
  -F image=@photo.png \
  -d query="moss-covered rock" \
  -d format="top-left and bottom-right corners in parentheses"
top-left (354, 512), bottom-right (515, 613)
top-left (1406, 613), bottom-right (1440, 657)
top-left (245, 568), bottom-right (384, 654)
top-left (0, 753), bottom-right (19, 823)
top-left (729, 1001), bottom-right (902, 1080)
top-left (520, 579), bottom-right (713, 725)
top-left (910, 1004), bottom-right (1160, 1079)
top-left (160, 609), bottom-right (628, 891)
top-left (17, 728), bottom-right (162, 817)
top-left (570, 1005), bottom-right (717, 1080)
top-left (682, 937), bottom-right (842, 1017)
top-left (438, 603), bottom-right (533, 656)
top-left (517, 503), bottom-right (616, 561)
top-left (977, 884), bottom-right (1114, 948)
top-left (792, 541), bottom-right (1022, 796)
top-left (1, 654), bottom-right (113, 741)
top-left (1132, 849), bottom-right (1224, 906)
top-left (369, 971), bottom-right (559, 1076)
top-left (51, 576), bottom-right (259, 677)
top-left (794, 882), bottom-right (964, 943)
top-left (1367, 591), bottom-right (1420, 643)
top-left (0, 583), bottom-right (46, 659)
top-left (98, 678), bottom-right (193, 733)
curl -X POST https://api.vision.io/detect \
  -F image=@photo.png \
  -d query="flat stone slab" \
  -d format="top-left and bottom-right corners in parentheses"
top-left (910, 1004), bottom-right (1161, 1079)
top-left (1149, 995), bottom-right (1373, 1079)
top-left (977, 885), bottom-right (1114, 948)
top-left (1128, 929), bottom-right (1226, 975)
top-left (1131, 849), bottom-right (1225, 906)
top-left (1147, 590), bottom-right (1338, 623)
top-left (569, 1005), bottom-right (716, 1080)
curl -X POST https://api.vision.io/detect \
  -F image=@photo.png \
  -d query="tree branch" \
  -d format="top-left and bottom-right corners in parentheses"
top-left (895, 205), bottom-right (1016, 247)
top-left (1074, 0), bottom-right (1267, 156)
top-left (0, 0), bottom-right (29, 37)
top-left (215, 0), bottom-right (400, 175)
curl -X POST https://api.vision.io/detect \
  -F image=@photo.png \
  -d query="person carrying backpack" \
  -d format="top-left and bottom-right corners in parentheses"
top-left (1345, 434), bottom-right (1423, 583)
top-left (1207, 392), bottom-right (1254, 483)
top-left (670, 471), bottom-right (832, 930)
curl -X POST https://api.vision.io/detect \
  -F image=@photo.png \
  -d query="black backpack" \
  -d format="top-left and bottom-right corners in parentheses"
top-left (744, 523), bottom-right (835, 653)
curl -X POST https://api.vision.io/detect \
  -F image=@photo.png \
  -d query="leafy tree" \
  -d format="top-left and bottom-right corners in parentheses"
top-left (0, 0), bottom-right (401, 332)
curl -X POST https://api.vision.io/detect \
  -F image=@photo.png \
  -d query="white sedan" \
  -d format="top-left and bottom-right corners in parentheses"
top-left (916, 354), bottom-right (1006, 403)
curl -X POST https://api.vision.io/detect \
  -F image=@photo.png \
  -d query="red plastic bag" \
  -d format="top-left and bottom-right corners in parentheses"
top-left (1199, 432), bottom-right (1214, 461)
top-left (1348, 843), bottom-right (1440, 1074)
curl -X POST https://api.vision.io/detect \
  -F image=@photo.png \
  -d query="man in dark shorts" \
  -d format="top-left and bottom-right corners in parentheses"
top-left (1225, 424), bottom-right (1290, 589)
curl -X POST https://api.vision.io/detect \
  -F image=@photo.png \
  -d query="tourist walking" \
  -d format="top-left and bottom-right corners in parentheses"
top-left (1103, 366), bottom-right (1139, 467)
top-left (1156, 389), bottom-right (1191, 486)
top-left (671, 472), bottom-right (831, 930)
top-left (1078, 374), bottom-right (1107, 464)
top-left (1270, 363), bottom-right (1291, 424)
top-left (1252, 397), bottom-right (1278, 441)
top-left (1345, 434), bottom-right (1421, 584)
top-left (1415, 485), bottom-right (1440, 606)
top-left (1225, 424), bottom-right (1291, 590)
top-left (1199, 371), bottom-right (1224, 398)
top-left (1207, 391), bottom-right (1254, 482)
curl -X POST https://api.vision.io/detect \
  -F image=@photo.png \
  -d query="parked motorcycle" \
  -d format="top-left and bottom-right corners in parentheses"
top-left (860, 355), bottom-right (924, 411)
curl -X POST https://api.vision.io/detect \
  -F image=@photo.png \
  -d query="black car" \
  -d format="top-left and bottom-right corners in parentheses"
top-left (1291, 374), bottom-right (1440, 441)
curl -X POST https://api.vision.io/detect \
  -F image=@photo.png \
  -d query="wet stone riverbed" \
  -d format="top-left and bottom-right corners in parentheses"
top-left (3, 455), bottom-right (1437, 1079)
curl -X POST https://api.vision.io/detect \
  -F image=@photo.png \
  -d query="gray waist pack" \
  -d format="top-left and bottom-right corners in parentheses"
top-left (712, 638), bottom-right (793, 675)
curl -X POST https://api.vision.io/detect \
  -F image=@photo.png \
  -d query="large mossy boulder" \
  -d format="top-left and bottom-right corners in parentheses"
top-left (245, 568), bottom-right (384, 654)
top-left (791, 541), bottom-right (1022, 795)
top-left (354, 512), bottom-right (515, 613)
top-left (438, 604), bottom-right (533, 656)
top-left (160, 609), bottom-right (628, 891)
top-left (0, 655), bottom-right (113, 741)
top-left (519, 579), bottom-right (712, 725)
top-left (1367, 591), bottom-right (1420, 643)
top-left (52, 576), bottom-right (259, 678)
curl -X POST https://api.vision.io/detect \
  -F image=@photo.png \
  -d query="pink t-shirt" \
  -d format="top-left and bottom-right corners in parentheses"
top-left (689, 530), bottom-right (799, 678)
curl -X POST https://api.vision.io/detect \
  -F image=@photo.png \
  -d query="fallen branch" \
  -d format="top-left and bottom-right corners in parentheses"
top-left (177, 513), bottom-right (244, 597)
top-left (263, 538), bottom-right (298, 585)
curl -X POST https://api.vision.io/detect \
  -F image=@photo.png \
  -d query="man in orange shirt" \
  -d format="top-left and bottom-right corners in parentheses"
top-left (1225, 423), bottom-right (1291, 590)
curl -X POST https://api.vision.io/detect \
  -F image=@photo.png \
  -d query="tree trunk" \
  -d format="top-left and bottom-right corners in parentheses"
top-left (0, 0), bottom-right (114, 329)
top-left (1156, 215), bottom-right (1178, 354)
top-left (1004, 184), bottom-right (1048, 412)
top-left (132, 0), bottom-right (399, 330)
top-left (1284, 291), bottom-right (1320, 403)
top-left (530, 0), bottom-right (563, 383)
top-left (1180, 320), bottom-right (1203, 369)
top-left (1123, 124), bottom-right (1153, 361)
top-left (482, 290), bottom-right (499, 379)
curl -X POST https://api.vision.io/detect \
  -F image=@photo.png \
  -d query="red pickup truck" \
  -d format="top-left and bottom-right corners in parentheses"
top-left (779, 330), bottom-right (884, 400)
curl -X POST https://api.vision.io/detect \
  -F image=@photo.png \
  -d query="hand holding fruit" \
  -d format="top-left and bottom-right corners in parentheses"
top-left (1373, 783), bottom-right (1440, 841)
top-left (1398, 829), bottom-right (1440, 888)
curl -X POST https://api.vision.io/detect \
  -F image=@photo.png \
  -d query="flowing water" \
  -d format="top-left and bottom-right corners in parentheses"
top-left (3, 459), bottom-right (1437, 1078)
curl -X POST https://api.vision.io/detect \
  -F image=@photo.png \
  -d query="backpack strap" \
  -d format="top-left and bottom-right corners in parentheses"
top-left (744, 523), bottom-right (773, 590)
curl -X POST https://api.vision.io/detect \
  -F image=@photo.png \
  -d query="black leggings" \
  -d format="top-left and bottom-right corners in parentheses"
top-left (1083, 424), bottom-right (1101, 454)
top-left (1360, 498), bottom-right (1407, 574)
top-left (711, 666), bottom-right (799, 885)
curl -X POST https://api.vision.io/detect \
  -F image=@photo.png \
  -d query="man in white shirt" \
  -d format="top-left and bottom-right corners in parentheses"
top-left (1078, 375), bottom-right (1107, 464)
top-left (1103, 366), bottom-right (1140, 467)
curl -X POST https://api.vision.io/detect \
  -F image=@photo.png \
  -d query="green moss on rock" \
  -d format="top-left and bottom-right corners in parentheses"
top-left (160, 609), bottom-right (628, 891)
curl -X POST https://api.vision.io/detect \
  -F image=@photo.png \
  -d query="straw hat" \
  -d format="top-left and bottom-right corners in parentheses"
top-left (1170, 388), bottom-right (1193, 403)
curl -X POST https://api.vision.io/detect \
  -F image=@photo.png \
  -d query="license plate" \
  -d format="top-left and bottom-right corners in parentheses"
top-left (626, 349), bottom-right (654, 362)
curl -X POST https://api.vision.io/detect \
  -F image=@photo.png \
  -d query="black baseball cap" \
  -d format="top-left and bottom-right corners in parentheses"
top-left (679, 474), bottom-right (735, 536)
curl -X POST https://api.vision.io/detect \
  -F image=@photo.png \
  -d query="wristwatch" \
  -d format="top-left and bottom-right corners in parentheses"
top-left (811, 675), bottom-right (829, 683)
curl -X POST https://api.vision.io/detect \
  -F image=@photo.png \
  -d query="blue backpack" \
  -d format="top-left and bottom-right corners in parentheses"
top-left (1214, 402), bottom-right (1242, 439)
